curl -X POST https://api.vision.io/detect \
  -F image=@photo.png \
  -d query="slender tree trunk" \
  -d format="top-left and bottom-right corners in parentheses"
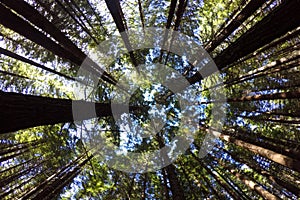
top-left (0, 3), bottom-right (81, 65)
top-left (138, 0), bottom-right (145, 29)
top-left (231, 27), bottom-right (300, 67)
top-left (239, 114), bottom-right (300, 124)
top-left (164, 164), bottom-right (185, 200)
top-left (54, 0), bottom-right (98, 44)
top-left (229, 168), bottom-right (279, 200)
top-left (0, 69), bottom-right (30, 80)
top-left (104, 0), bottom-right (138, 68)
top-left (207, 153), bottom-right (280, 200)
top-left (156, 134), bottom-right (185, 200)
top-left (0, 159), bottom-right (45, 188)
top-left (190, 151), bottom-right (248, 200)
top-left (220, 134), bottom-right (300, 173)
top-left (166, 0), bottom-right (178, 29)
top-left (161, 169), bottom-right (171, 200)
top-left (0, 1), bottom-right (116, 85)
top-left (200, 90), bottom-right (300, 104)
top-left (222, 148), bottom-right (300, 197)
top-left (188, 0), bottom-right (300, 85)
top-left (1, 0), bottom-right (85, 60)
top-left (44, 156), bottom-right (92, 200)
top-left (174, 0), bottom-right (188, 31)
top-left (221, 128), bottom-right (300, 161)
top-left (205, 0), bottom-right (266, 52)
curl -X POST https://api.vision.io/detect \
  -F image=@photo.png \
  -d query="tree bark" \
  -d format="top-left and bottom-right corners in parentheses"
top-left (220, 134), bottom-right (300, 173)
top-left (205, 0), bottom-right (266, 52)
top-left (1, 0), bottom-right (85, 60)
top-left (200, 90), bottom-right (300, 104)
top-left (0, 47), bottom-right (75, 81)
top-left (0, 2), bottom-right (116, 85)
top-left (0, 91), bottom-right (146, 133)
top-left (222, 148), bottom-right (300, 197)
top-left (188, 0), bottom-right (300, 85)
top-left (104, 0), bottom-right (138, 68)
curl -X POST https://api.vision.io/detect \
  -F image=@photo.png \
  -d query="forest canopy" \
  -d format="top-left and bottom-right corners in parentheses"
top-left (0, 0), bottom-right (300, 199)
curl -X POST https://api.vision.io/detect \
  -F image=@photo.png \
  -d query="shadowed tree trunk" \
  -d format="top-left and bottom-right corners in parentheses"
top-left (220, 134), bottom-right (300, 173)
top-left (205, 0), bottom-right (266, 52)
top-left (1, 0), bottom-right (86, 60)
top-left (188, 0), bottom-right (300, 85)
top-left (207, 153), bottom-right (280, 200)
top-left (222, 148), bottom-right (300, 197)
top-left (104, 0), bottom-right (138, 68)
top-left (0, 2), bottom-right (116, 85)
top-left (0, 91), bottom-right (147, 133)
top-left (191, 153), bottom-right (244, 200)
top-left (200, 90), bottom-right (300, 104)
top-left (0, 3), bottom-right (81, 65)
top-left (0, 47), bottom-right (75, 81)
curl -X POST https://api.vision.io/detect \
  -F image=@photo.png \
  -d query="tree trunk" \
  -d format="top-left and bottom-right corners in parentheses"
top-left (205, 0), bottom-right (266, 52)
top-left (0, 3), bottom-right (81, 65)
top-left (0, 3), bottom-right (116, 85)
top-left (164, 164), bottom-right (185, 200)
top-left (220, 134), bottom-right (300, 173)
top-left (201, 90), bottom-right (300, 104)
top-left (188, 0), bottom-right (300, 85)
top-left (222, 128), bottom-right (300, 161)
top-left (229, 168), bottom-right (279, 200)
top-left (222, 148), bottom-right (300, 197)
top-left (104, 0), bottom-right (138, 68)
top-left (0, 91), bottom-right (146, 133)
top-left (1, 0), bottom-right (85, 60)
top-left (0, 47), bottom-right (74, 81)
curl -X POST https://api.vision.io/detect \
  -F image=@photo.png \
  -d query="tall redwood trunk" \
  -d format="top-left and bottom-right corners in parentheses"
top-left (0, 91), bottom-right (144, 133)
top-left (205, 0), bottom-right (266, 52)
top-left (188, 0), bottom-right (300, 85)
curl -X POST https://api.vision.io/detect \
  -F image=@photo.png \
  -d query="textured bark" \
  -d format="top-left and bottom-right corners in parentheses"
top-left (207, 153), bottom-right (280, 200)
top-left (223, 148), bottom-right (300, 197)
top-left (220, 134), bottom-right (300, 173)
top-left (229, 169), bottom-right (280, 200)
top-left (0, 91), bottom-right (146, 133)
top-left (222, 128), bottom-right (300, 161)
